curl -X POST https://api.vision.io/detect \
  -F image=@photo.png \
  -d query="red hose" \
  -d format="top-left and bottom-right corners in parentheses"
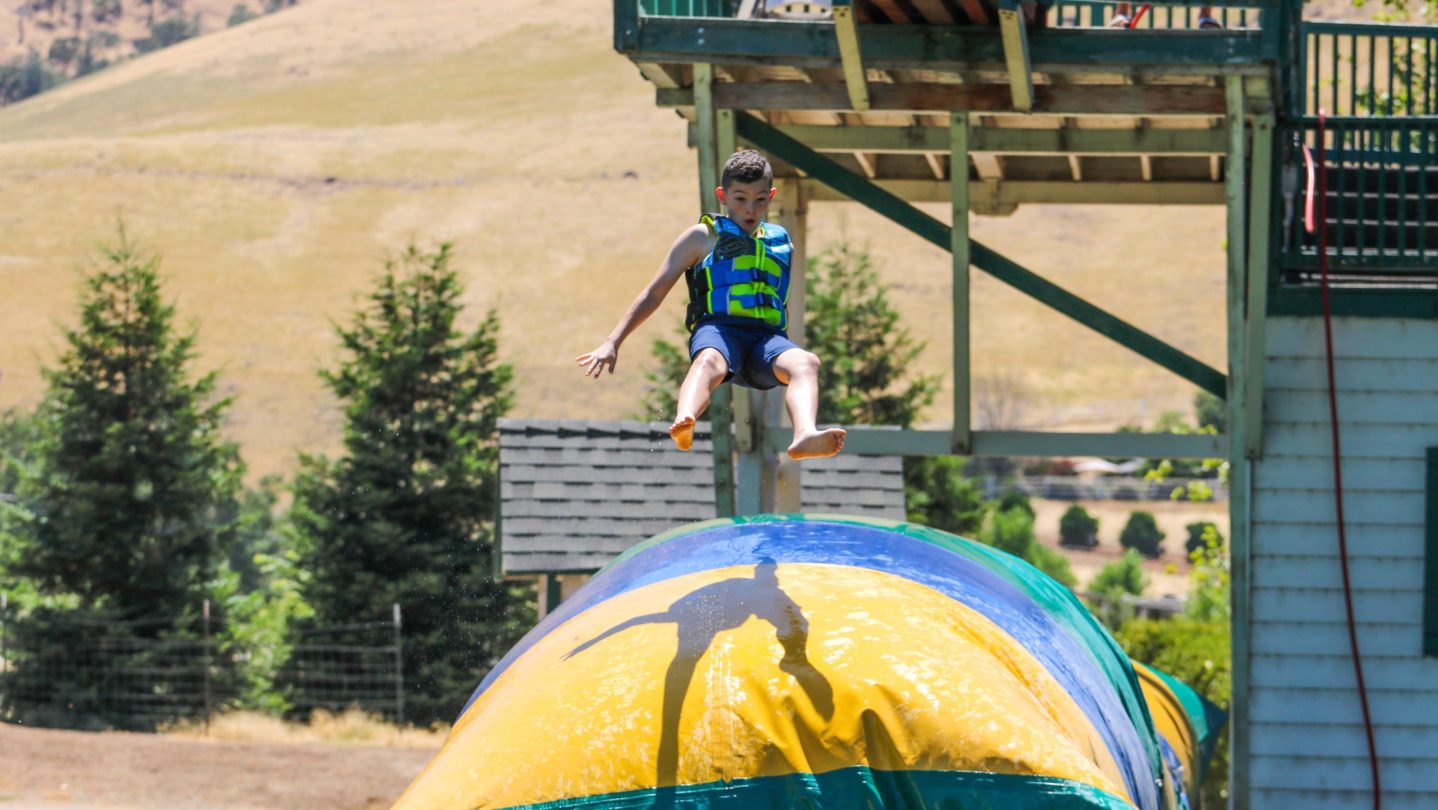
top-left (1316, 108), bottom-right (1382, 810)
top-left (1302, 143), bottom-right (1316, 234)
top-left (1126, 3), bottom-right (1152, 28)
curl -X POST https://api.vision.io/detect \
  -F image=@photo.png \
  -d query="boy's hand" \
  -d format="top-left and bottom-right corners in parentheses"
top-left (576, 341), bottom-right (619, 378)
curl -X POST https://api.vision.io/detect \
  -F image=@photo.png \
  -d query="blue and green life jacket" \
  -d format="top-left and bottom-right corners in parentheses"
top-left (685, 214), bottom-right (793, 332)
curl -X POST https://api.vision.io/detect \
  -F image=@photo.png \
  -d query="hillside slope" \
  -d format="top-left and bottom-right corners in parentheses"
top-left (0, 0), bottom-right (1268, 477)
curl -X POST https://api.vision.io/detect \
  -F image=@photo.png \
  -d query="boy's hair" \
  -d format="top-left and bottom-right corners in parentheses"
top-left (721, 149), bottom-right (773, 189)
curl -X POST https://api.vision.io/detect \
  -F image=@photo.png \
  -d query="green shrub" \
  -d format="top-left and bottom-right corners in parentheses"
top-left (134, 16), bottom-right (199, 54)
top-left (1059, 504), bottom-right (1099, 548)
top-left (228, 3), bottom-right (258, 26)
top-left (978, 507), bottom-right (1076, 589)
top-left (1119, 511), bottom-right (1165, 558)
top-left (0, 52), bottom-right (64, 105)
top-left (1185, 521), bottom-right (1225, 557)
top-left (1090, 549), bottom-right (1148, 597)
top-left (995, 489), bottom-right (1034, 519)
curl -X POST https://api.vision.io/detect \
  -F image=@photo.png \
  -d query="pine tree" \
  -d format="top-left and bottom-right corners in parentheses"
top-left (12, 231), bottom-right (241, 619)
top-left (291, 244), bottom-right (532, 725)
top-left (3, 232), bottom-right (242, 729)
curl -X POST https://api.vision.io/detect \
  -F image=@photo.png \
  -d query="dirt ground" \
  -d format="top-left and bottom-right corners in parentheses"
top-left (1032, 497), bottom-right (1230, 598)
top-left (0, 723), bottom-right (437, 809)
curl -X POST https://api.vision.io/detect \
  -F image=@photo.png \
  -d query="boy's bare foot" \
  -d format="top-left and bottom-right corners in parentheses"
top-left (670, 415), bottom-right (696, 451)
top-left (787, 428), bottom-right (846, 460)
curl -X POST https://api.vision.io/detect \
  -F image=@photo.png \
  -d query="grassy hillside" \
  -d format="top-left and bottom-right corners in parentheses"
top-left (0, 0), bottom-right (1380, 478)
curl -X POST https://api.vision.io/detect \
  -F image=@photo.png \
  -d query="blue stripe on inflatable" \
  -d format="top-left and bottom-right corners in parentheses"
top-left (467, 519), bottom-right (1160, 810)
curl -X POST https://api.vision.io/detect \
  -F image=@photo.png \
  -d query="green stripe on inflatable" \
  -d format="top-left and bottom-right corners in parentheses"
top-left (509, 767), bottom-right (1136, 810)
top-left (600, 513), bottom-right (1164, 787)
top-left (1147, 664), bottom-right (1226, 782)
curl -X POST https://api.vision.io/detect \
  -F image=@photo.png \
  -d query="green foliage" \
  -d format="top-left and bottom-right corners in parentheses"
top-left (228, 3), bottom-right (259, 26)
top-left (1194, 390), bottom-right (1226, 433)
top-left (2, 231), bottom-right (242, 728)
top-left (1185, 520), bottom-right (1225, 558)
top-left (1115, 617), bottom-right (1231, 808)
top-left (805, 241), bottom-right (938, 427)
top-left (11, 229), bottom-right (242, 619)
top-left (636, 326), bottom-right (691, 421)
top-left (1058, 504), bottom-right (1099, 548)
top-left (979, 506), bottom-right (1076, 589)
top-left (134, 15), bottom-right (199, 54)
top-left (1086, 549), bottom-right (1149, 629)
top-left (903, 455), bottom-right (985, 537)
top-left (0, 51), bottom-right (64, 105)
top-left (1091, 550), bottom-right (1149, 597)
top-left (994, 489), bottom-right (1034, 519)
top-left (1185, 526), bottom-right (1230, 623)
top-left (1119, 511), bottom-right (1165, 558)
top-left (290, 244), bottom-right (534, 724)
top-left (47, 36), bottom-right (82, 66)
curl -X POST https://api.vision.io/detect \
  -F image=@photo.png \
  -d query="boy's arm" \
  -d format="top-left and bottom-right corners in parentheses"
top-left (577, 224), bottom-right (712, 378)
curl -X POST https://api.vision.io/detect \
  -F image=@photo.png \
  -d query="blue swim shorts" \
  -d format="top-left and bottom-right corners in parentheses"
top-left (689, 321), bottom-right (801, 390)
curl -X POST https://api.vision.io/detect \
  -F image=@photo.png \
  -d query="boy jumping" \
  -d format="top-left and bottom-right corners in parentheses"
top-left (577, 150), bottom-right (846, 461)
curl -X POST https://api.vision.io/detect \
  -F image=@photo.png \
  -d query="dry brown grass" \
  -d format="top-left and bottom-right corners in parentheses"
top-left (0, 0), bottom-right (1387, 482)
top-left (162, 708), bottom-right (447, 749)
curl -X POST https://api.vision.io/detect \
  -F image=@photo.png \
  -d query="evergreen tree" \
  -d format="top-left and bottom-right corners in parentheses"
top-left (12, 232), bottom-right (241, 619)
top-left (2, 233), bottom-right (242, 729)
top-left (291, 244), bottom-right (532, 725)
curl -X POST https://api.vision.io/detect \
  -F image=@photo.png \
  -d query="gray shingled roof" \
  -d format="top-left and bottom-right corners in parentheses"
top-left (499, 419), bottom-right (905, 574)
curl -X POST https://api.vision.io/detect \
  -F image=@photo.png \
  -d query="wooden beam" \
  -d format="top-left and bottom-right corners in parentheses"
top-left (870, 0), bottom-right (916, 23)
top-left (738, 112), bottom-right (1227, 398)
top-left (762, 427), bottom-right (1226, 459)
top-left (624, 16), bottom-right (1277, 74)
top-left (954, 0), bottom-right (990, 25)
top-left (695, 64), bottom-right (736, 518)
top-left (831, 0), bottom-right (871, 112)
top-left (998, 0), bottom-right (1034, 113)
top-left (973, 153), bottom-right (1004, 180)
top-left (910, 0), bottom-right (957, 24)
top-left (1244, 112), bottom-right (1273, 460)
top-left (659, 83), bottom-right (1229, 116)
top-left (1140, 154), bottom-right (1154, 181)
top-left (854, 151), bottom-right (879, 177)
top-left (800, 178), bottom-right (1226, 205)
top-left (637, 62), bottom-right (683, 89)
top-left (924, 152), bottom-right (946, 179)
top-left (951, 112), bottom-right (972, 454)
top-left (751, 123), bottom-right (1229, 154)
top-left (1067, 154), bottom-right (1084, 181)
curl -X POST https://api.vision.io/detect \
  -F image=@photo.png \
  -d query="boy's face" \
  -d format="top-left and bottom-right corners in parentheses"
top-left (716, 179), bottom-right (775, 234)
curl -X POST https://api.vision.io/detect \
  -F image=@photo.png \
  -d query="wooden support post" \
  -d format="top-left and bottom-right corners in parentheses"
top-left (718, 104), bottom-right (762, 515)
top-left (1223, 72), bottom-right (1253, 810)
top-left (1244, 110), bottom-right (1273, 460)
top-left (831, 0), bottom-right (871, 111)
top-left (998, 0), bottom-right (1034, 113)
top-left (696, 63), bottom-right (735, 518)
top-left (767, 178), bottom-right (807, 513)
top-left (951, 113), bottom-right (972, 455)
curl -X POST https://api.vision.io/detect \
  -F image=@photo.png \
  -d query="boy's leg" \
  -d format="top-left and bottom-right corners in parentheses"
top-left (771, 348), bottom-right (846, 460)
top-left (671, 349), bottom-right (729, 451)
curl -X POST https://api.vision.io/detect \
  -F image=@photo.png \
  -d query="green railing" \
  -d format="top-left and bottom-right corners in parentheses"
top-left (1051, 2), bottom-right (1260, 29)
top-left (637, 0), bottom-right (1267, 27)
top-left (1298, 20), bottom-right (1438, 116)
top-left (1277, 117), bottom-right (1438, 287)
top-left (639, 0), bottom-right (740, 15)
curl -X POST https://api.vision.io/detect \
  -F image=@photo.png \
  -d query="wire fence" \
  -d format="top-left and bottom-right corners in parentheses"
top-left (0, 598), bottom-right (403, 731)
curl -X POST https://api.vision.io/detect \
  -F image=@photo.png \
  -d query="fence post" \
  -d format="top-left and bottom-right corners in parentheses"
top-left (392, 603), bottom-right (404, 726)
top-left (202, 599), bottom-right (212, 733)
